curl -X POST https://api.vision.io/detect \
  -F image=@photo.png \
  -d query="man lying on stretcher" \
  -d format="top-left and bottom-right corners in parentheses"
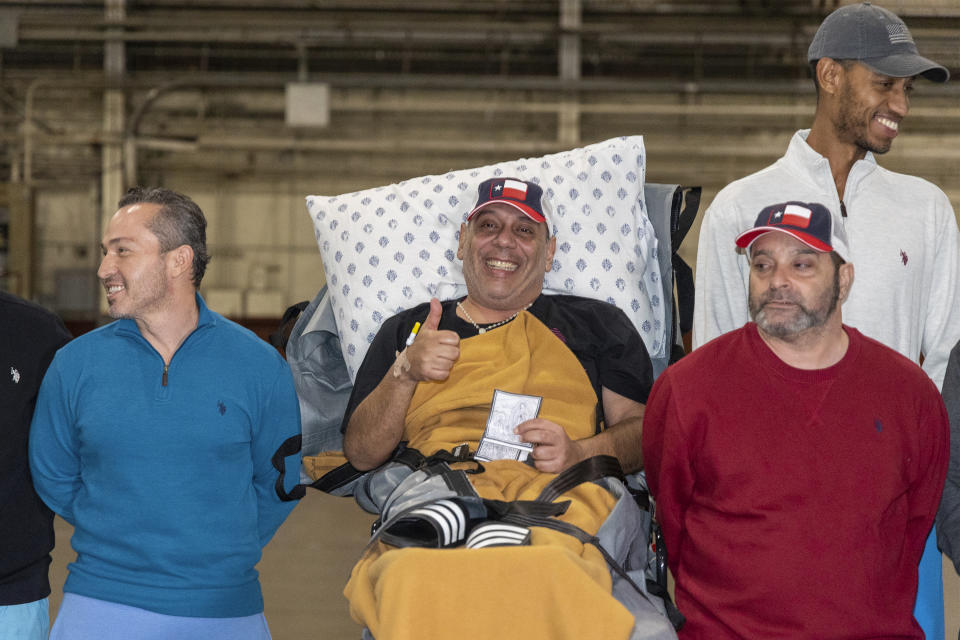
top-left (340, 177), bottom-right (656, 639)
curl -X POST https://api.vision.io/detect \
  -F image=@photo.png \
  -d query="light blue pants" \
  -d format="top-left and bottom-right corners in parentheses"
top-left (0, 598), bottom-right (49, 640)
top-left (51, 593), bottom-right (272, 640)
top-left (915, 527), bottom-right (945, 640)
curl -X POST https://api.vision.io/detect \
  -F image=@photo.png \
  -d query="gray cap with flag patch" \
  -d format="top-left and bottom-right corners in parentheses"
top-left (808, 2), bottom-right (949, 83)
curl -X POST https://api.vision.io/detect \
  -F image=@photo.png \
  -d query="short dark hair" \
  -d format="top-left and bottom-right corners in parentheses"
top-left (118, 186), bottom-right (211, 288)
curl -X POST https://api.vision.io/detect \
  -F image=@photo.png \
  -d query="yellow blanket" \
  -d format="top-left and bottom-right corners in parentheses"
top-left (344, 312), bottom-right (636, 640)
top-left (403, 310), bottom-right (598, 455)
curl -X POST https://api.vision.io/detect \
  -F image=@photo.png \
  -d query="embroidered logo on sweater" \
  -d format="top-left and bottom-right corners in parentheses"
top-left (217, 401), bottom-right (227, 415)
top-left (900, 250), bottom-right (909, 266)
top-left (10, 366), bottom-right (20, 384)
top-left (875, 419), bottom-right (883, 433)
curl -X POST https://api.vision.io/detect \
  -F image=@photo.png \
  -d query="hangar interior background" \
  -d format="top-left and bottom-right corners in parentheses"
top-left (2, 0), bottom-right (959, 636)
top-left (2, 0), bottom-right (958, 328)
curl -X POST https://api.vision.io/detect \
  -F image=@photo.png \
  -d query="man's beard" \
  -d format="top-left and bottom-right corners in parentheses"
top-left (750, 269), bottom-right (841, 340)
top-left (105, 265), bottom-right (168, 320)
top-left (834, 81), bottom-right (892, 156)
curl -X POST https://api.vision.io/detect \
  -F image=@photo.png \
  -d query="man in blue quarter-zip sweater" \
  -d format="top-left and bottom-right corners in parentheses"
top-left (29, 187), bottom-right (302, 640)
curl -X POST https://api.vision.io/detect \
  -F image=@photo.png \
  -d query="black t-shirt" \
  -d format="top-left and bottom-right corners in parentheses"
top-left (341, 294), bottom-right (652, 433)
top-left (0, 291), bottom-right (71, 604)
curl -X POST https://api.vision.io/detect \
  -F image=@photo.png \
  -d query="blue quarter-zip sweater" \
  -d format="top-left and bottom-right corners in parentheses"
top-left (29, 294), bottom-right (302, 618)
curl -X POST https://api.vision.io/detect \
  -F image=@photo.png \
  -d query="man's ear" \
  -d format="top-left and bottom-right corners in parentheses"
top-left (456, 222), bottom-right (467, 260)
top-left (838, 262), bottom-right (854, 304)
top-left (544, 236), bottom-right (557, 272)
top-left (817, 58), bottom-right (845, 98)
top-left (167, 245), bottom-right (194, 281)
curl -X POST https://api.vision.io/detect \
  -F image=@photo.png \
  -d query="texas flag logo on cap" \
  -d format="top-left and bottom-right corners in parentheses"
top-left (468, 177), bottom-right (549, 226)
top-left (770, 203), bottom-right (813, 228)
top-left (494, 179), bottom-right (528, 201)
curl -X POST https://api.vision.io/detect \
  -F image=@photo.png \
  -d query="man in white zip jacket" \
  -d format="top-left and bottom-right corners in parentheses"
top-left (694, 3), bottom-right (958, 388)
top-left (693, 4), bottom-right (959, 638)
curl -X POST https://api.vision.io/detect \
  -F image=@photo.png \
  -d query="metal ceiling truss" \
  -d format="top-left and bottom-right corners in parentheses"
top-left (1, 0), bottom-right (958, 188)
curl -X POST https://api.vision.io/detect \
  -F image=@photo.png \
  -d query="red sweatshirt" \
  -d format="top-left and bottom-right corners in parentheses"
top-left (643, 323), bottom-right (948, 639)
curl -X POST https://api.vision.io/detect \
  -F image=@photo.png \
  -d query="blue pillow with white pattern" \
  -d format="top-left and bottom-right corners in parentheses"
top-left (306, 135), bottom-right (663, 382)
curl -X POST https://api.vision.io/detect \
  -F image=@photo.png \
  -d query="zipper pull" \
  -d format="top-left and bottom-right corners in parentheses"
top-left (840, 200), bottom-right (847, 217)
top-left (162, 364), bottom-right (169, 387)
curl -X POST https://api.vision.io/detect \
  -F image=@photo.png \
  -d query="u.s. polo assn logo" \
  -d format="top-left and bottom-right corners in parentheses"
top-left (10, 366), bottom-right (21, 383)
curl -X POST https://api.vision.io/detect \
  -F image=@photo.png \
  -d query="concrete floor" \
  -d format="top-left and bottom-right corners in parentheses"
top-left (50, 490), bottom-right (960, 639)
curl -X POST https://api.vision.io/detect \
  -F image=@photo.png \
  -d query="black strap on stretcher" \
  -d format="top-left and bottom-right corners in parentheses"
top-left (670, 185), bottom-right (701, 362)
top-left (536, 454), bottom-right (626, 502)
top-left (269, 299), bottom-right (310, 351)
top-left (272, 434), bottom-right (307, 501)
top-left (271, 440), bottom-right (481, 502)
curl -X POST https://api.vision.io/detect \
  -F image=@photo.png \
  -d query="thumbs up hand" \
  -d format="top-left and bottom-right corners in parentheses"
top-left (403, 298), bottom-right (460, 382)
top-left (421, 297), bottom-right (443, 332)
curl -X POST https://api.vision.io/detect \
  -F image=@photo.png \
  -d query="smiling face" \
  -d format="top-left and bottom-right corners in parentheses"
top-left (97, 202), bottom-right (173, 320)
top-left (747, 231), bottom-right (851, 341)
top-left (832, 61), bottom-right (913, 155)
top-left (457, 204), bottom-right (556, 316)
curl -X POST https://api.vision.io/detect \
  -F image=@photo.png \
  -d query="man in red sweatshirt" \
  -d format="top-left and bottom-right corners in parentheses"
top-left (643, 201), bottom-right (948, 639)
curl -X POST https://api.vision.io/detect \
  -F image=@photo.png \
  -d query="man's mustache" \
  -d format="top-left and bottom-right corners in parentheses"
top-left (757, 291), bottom-right (801, 307)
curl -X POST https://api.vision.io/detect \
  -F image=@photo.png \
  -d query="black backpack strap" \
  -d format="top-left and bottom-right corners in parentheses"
top-left (269, 300), bottom-right (310, 350)
top-left (272, 434), bottom-right (306, 501)
top-left (536, 455), bottom-right (625, 503)
top-left (670, 186), bottom-right (702, 252)
top-left (669, 186), bottom-right (702, 362)
top-left (483, 498), bottom-right (571, 520)
top-left (309, 460), bottom-right (366, 494)
top-left (670, 254), bottom-right (695, 363)
top-left (302, 444), bottom-right (484, 498)
top-left (421, 445), bottom-right (485, 474)
top-left (646, 574), bottom-right (686, 631)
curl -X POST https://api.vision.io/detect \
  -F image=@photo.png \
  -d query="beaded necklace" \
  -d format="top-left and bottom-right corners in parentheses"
top-left (457, 301), bottom-right (532, 334)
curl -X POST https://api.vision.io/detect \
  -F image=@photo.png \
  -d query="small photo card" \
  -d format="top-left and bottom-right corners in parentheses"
top-left (475, 389), bottom-right (542, 462)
